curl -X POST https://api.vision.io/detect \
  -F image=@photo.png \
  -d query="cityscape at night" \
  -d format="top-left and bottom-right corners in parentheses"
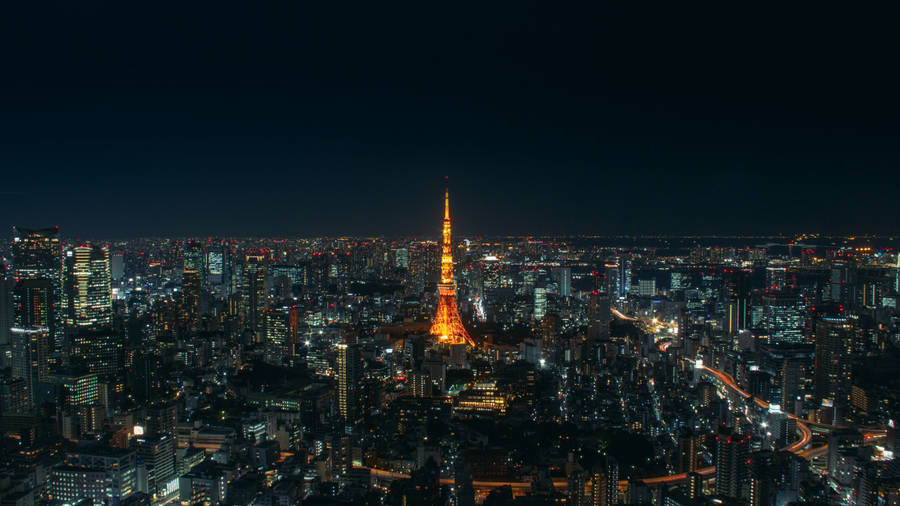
top-left (1, 3), bottom-right (900, 506)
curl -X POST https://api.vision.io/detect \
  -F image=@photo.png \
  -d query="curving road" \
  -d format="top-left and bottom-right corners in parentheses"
top-left (697, 362), bottom-right (812, 452)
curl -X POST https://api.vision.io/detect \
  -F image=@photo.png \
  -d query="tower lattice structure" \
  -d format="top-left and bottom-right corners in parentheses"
top-left (430, 187), bottom-right (475, 346)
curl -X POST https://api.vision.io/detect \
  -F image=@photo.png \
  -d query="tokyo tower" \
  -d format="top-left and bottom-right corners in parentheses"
top-left (430, 185), bottom-right (475, 347)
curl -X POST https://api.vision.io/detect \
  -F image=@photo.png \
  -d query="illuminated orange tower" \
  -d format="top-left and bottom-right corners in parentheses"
top-left (430, 185), bottom-right (475, 346)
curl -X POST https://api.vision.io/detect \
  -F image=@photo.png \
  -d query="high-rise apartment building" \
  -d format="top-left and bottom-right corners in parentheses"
top-left (715, 426), bottom-right (750, 498)
top-left (676, 429), bottom-right (700, 473)
top-left (337, 342), bottom-right (361, 424)
top-left (616, 255), bottom-right (631, 299)
top-left (589, 455), bottom-right (618, 506)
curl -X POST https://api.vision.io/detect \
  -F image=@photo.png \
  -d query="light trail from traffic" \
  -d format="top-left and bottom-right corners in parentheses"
top-left (696, 361), bottom-right (813, 452)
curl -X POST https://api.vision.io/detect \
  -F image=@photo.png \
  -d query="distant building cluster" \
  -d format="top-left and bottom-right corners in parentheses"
top-left (1, 214), bottom-right (900, 504)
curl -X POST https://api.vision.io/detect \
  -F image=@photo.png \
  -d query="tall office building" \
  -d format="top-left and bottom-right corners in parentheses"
top-left (62, 244), bottom-right (112, 328)
top-left (183, 241), bottom-right (206, 287)
top-left (265, 306), bottom-right (299, 365)
top-left (132, 433), bottom-right (178, 504)
top-left (10, 326), bottom-right (50, 410)
top-left (69, 329), bottom-right (125, 376)
top-left (588, 292), bottom-right (611, 343)
top-left (724, 270), bottom-right (751, 336)
top-left (48, 446), bottom-right (137, 505)
top-left (765, 265), bottom-right (787, 290)
top-left (826, 257), bottom-right (855, 306)
top-left (715, 426), bottom-right (750, 499)
top-left (242, 254), bottom-right (268, 336)
top-left (533, 287), bottom-right (547, 321)
top-left (207, 249), bottom-right (223, 283)
top-left (13, 226), bottom-right (62, 346)
top-left (52, 367), bottom-right (100, 408)
top-left (761, 343), bottom-right (814, 414)
top-left (208, 242), bottom-right (233, 295)
top-left (182, 269), bottom-right (201, 322)
top-left (0, 377), bottom-right (29, 414)
top-left (603, 263), bottom-right (618, 300)
top-left (616, 254), bottom-right (632, 298)
top-left (557, 267), bottom-right (571, 298)
top-left (814, 317), bottom-right (853, 410)
top-left (13, 278), bottom-right (54, 329)
top-left (110, 251), bottom-right (125, 281)
top-left (0, 270), bottom-right (13, 358)
top-left (759, 288), bottom-right (807, 344)
top-left (337, 342), bottom-right (361, 424)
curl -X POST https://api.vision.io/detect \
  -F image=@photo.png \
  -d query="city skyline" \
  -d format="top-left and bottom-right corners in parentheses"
top-left (2, 4), bottom-right (900, 506)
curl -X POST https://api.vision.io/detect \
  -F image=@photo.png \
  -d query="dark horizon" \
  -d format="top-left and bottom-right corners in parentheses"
top-left (2, 2), bottom-right (899, 237)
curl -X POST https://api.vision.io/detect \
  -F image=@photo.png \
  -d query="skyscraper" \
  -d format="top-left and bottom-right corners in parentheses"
top-left (761, 343), bottom-right (814, 415)
top-left (10, 326), bottom-right (50, 410)
top-left (62, 244), bottom-right (112, 328)
top-left (182, 269), bottom-right (201, 323)
top-left (715, 426), bottom-right (750, 499)
top-left (183, 240), bottom-right (206, 287)
top-left (533, 287), bottom-right (547, 321)
top-left (724, 269), bottom-right (751, 336)
top-left (814, 316), bottom-right (853, 411)
top-left (588, 292), bottom-right (611, 343)
top-left (337, 342), bottom-right (361, 424)
top-left (0, 270), bottom-right (13, 358)
top-left (616, 254), bottom-right (631, 299)
top-left (265, 306), bottom-right (299, 365)
top-left (430, 186), bottom-right (474, 347)
top-left (241, 254), bottom-right (268, 338)
top-left (13, 227), bottom-right (62, 344)
top-left (557, 267), bottom-right (572, 298)
top-left (759, 288), bottom-right (807, 344)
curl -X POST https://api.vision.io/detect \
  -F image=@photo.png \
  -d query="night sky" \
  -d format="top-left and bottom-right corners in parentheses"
top-left (1, 2), bottom-right (898, 238)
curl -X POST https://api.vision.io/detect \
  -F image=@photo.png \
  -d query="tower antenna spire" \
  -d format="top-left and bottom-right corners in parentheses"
top-left (444, 179), bottom-right (450, 221)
